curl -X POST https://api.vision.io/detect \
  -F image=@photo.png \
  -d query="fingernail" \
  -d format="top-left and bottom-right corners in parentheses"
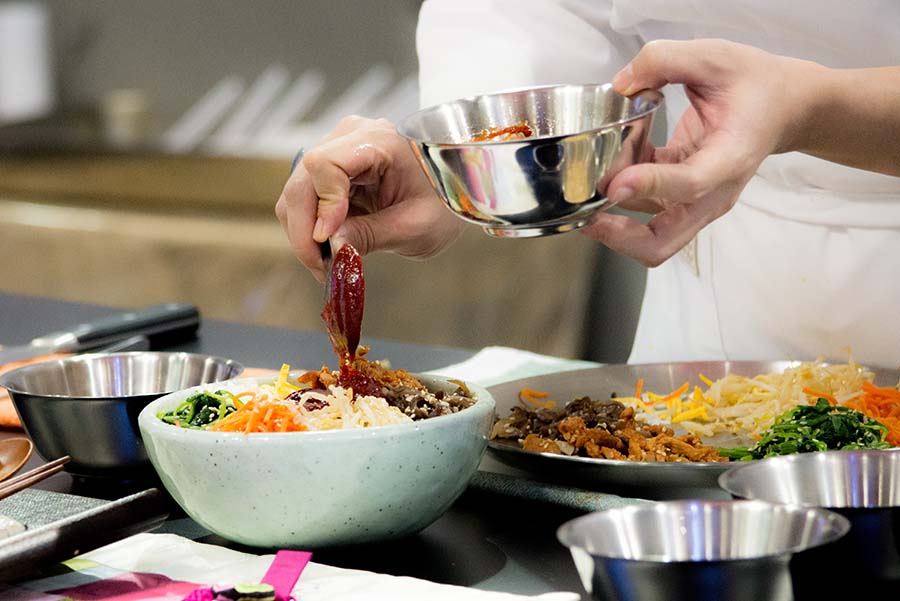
top-left (612, 64), bottom-right (634, 94)
top-left (331, 226), bottom-right (348, 250)
top-left (312, 218), bottom-right (326, 242)
top-left (611, 187), bottom-right (635, 205)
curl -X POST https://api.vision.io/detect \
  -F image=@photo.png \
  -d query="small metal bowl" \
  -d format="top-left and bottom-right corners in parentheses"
top-left (719, 450), bottom-right (900, 596)
top-left (557, 500), bottom-right (848, 601)
top-left (0, 352), bottom-right (243, 477)
top-left (397, 83), bottom-right (662, 237)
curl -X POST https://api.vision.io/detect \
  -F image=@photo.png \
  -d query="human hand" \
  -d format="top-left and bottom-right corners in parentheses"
top-left (275, 116), bottom-right (465, 281)
top-left (583, 39), bottom-right (820, 266)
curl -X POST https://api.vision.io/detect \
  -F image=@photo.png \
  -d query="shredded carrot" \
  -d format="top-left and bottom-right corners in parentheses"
top-left (518, 387), bottom-right (557, 409)
top-left (233, 391), bottom-right (257, 408)
top-left (846, 382), bottom-right (900, 446)
top-left (663, 382), bottom-right (690, 402)
top-left (862, 381), bottom-right (900, 397)
top-left (634, 378), bottom-right (644, 399)
top-left (802, 387), bottom-right (837, 406)
top-left (245, 408), bottom-right (260, 433)
top-left (209, 398), bottom-right (307, 433)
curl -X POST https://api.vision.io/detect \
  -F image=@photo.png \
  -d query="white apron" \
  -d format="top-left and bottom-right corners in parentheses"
top-left (417, 0), bottom-right (900, 366)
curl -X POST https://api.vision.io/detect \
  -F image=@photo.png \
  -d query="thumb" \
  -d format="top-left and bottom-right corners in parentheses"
top-left (312, 195), bottom-right (350, 243)
top-left (613, 39), bottom-right (729, 96)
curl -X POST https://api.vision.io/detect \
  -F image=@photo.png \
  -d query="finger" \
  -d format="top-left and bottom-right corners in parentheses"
top-left (301, 129), bottom-right (395, 243)
top-left (589, 143), bottom-right (748, 265)
top-left (608, 196), bottom-right (664, 215)
top-left (586, 164), bottom-right (743, 267)
top-left (606, 134), bottom-right (745, 211)
top-left (612, 39), bottom-right (734, 96)
top-left (583, 201), bottom-right (706, 267)
top-left (333, 198), bottom-right (455, 259)
top-left (331, 178), bottom-right (466, 260)
top-left (606, 161), bottom-right (700, 214)
top-left (598, 144), bottom-right (690, 215)
top-left (276, 165), bottom-right (329, 281)
top-left (320, 115), bottom-right (394, 144)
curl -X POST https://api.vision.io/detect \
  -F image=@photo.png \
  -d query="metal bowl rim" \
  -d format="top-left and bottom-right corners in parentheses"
top-left (0, 351), bottom-right (245, 400)
top-left (397, 82), bottom-right (664, 146)
top-left (557, 499), bottom-right (851, 563)
top-left (718, 448), bottom-right (900, 508)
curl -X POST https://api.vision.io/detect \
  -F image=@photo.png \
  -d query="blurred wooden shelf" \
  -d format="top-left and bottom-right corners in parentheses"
top-left (0, 150), bottom-right (601, 359)
top-left (0, 151), bottom-right (291, 215)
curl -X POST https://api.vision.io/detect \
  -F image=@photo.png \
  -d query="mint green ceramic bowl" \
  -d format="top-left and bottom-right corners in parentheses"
top-left (138, 374), bottom-right (494, 548)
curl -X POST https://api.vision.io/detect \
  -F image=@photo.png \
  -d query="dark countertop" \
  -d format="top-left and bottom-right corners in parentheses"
top-left (0, 292), bottom-right (588, 597)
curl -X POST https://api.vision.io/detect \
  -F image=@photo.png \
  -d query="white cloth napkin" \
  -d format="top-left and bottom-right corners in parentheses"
top-left (425, 346), bottom-right (599, 387)
top-left (78, 532), bottom-right (581, 601)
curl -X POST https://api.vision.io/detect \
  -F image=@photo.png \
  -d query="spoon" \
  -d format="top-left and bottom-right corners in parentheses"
top-left (320, 243), bottom-right (380, 397)
top-left (0, 438), bottom-right (33, 483)
top-left (322, 243), bottom-right (364, 366)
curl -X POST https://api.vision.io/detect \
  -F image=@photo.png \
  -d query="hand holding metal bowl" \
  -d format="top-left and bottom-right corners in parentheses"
top-left (397, 83), bottom-right (663, 237)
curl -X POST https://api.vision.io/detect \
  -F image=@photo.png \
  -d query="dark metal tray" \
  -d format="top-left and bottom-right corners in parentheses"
top-left (0, 487), bottom-right (169, 581)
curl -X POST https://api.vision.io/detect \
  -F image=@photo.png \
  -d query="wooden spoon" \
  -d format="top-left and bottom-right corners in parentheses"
top-left (0, 438), bottom-right (33, 482)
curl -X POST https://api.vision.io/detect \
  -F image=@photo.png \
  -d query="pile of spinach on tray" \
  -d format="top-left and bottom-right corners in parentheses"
top-left (719, 398), bottom-right (891, 461)
top-left (157, 391), bottom-right (237, 428)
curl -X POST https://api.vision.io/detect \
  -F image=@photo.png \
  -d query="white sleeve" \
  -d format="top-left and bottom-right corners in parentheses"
top-left (416, 0), bottom-right (641, 108)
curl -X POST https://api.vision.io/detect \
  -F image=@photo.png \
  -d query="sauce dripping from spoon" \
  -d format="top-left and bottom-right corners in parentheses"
top-left (321, 243), bottom-right (380, 397)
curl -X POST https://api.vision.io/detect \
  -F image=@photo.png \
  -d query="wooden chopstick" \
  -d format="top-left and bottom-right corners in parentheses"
top-left (0, 455), bottom-right (71, 501)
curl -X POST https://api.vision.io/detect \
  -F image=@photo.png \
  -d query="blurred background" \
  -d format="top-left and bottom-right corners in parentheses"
top-left (0, 0), bottom-right (648, 362)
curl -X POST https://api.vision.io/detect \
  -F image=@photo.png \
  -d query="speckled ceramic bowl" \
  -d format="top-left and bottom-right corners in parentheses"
top-left (138, 374), bottom-right (495, 548)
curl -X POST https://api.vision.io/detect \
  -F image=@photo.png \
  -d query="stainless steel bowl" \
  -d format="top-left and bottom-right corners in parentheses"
top-left (0, 352), bottom-right (243, 477)
top-left (557, 500), bottom-right (848, 601)
top-left (397, 83), bottom-right (662, 237)
top-left (719, 450), bottom-right (900, 596)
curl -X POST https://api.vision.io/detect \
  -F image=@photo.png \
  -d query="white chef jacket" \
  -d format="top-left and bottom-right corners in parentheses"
top-left (416, 0), bottom-right (900, 367)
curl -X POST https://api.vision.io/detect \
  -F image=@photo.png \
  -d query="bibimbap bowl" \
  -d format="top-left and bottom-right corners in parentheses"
top-left (138, 373), bottom-right (495, 548)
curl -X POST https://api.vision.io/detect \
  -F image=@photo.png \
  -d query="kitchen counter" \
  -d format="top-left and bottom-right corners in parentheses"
top-left (0, 292), bottom-right (592, 596)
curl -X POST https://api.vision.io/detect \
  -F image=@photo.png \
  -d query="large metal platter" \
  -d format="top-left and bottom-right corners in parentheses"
top-left (486, 361), bottom-right (899, 500)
